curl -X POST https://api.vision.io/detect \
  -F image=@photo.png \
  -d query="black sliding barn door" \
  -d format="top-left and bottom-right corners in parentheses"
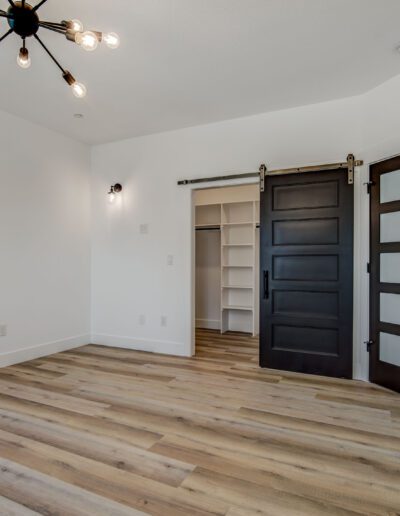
top-left (260, 169), bottom-right (354, 378)
top-left (369, 156), bottom-right (400, 392)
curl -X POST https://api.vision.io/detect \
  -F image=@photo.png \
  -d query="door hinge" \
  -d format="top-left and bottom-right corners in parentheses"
top-left (363, 181), bottom-right (375, 194)
top-left (259, 164), bottom-right (266, 193)
top-left (367, 262), bottom-right (371, 274)
top-left (364, 340), bottom-right (375, 353)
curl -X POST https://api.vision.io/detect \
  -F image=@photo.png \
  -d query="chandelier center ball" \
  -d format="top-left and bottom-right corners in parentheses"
top-left (8, 2), bottom-right (40, 38)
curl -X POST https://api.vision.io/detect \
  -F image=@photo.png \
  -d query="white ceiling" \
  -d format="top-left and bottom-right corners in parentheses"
top-left (1, 0), bottom-right (400, 144)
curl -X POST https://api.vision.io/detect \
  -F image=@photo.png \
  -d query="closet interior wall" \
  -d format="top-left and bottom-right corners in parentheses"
top-left (194, 184), bottom-right (260, 336)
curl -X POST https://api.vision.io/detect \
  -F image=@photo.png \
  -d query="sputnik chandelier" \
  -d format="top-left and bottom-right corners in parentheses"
top-left (0, 0), bottom-right (120, 98)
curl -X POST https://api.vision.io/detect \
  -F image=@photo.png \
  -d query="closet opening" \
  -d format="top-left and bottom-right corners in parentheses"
top-left (193, 184), bottom-right (260, 356)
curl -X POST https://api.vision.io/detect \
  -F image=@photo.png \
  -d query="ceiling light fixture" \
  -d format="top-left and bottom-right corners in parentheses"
top-left (0, 1), bottom-right (120, 98)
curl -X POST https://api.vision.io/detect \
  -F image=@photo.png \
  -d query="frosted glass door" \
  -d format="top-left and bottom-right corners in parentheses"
top-left (370, 157), bottom-right (400, 392)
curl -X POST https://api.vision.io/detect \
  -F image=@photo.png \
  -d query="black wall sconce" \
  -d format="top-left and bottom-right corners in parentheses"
top-left (108, 183), bottom-right (122, 203)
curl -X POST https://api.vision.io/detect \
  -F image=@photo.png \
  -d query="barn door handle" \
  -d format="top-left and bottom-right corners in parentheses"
top-left (263, 270), bottom-right (269, 299)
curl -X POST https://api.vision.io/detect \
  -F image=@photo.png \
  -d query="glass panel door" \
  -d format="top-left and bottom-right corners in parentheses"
top-left (370, 157), bottom-right (400, 392)
top-left (380, 333), bottom-right (400, 368)
top-left (380, 169), bottom-right (400, 203)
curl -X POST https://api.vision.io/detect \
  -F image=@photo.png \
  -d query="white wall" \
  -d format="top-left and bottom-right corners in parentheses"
top-left (89, 73), bottom-right (400, 380)
top-left (0, 110), bottom-right (91, 367)
top-left (1, 71), bottom-right (398, 378)
top-left (91, 92), bottom-right (365, 362)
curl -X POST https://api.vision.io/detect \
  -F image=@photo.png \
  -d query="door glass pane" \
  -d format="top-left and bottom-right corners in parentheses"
top-left (380, 332), bottom-right (400, 367)
top-left (381, 170), bottom-right (400, 204)
top-left (381, 253), bottom-right (400, 283)
top-left (381, 211), bottom-right (400, 243)
top-left (380, 293), bottom-right (400, 325)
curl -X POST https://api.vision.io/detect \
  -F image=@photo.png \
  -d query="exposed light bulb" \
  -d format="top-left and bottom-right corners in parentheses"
top-left (75, 31), bottom-right (98, 52)
top-left (109, 191), bottom-right (116, 204)
top-left (63, 71), bottom-right (87, 99)
top-left (70, 19), bottom-right (84, 32)
top-left (104, 32), bottom-right (120, 50)
top-left (72, 82), bottom-right (87, 99)
top-left (17, 47), bottom-right (31, 69)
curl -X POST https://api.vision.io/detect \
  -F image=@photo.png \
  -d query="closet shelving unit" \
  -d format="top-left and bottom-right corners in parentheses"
top-left (195, 200), bottom-right (259, 336)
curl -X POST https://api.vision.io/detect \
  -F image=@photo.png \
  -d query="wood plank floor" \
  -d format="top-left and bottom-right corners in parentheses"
top-left (0, 329), bottom-right (399, 515)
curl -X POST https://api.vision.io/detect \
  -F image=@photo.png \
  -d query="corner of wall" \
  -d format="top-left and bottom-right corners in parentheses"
top-left (0, 334), bottom-right (91, 368)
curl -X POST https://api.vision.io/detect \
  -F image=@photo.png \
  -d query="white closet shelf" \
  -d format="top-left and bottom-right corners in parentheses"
top-left (222, 243), bottom-right (253, 247)
top-left (195, 223), bottom-right (220, 228)
top-left (222, 264), bottom-right (253, 268)
top-left (222, 305), bottom-right (253, 311)
top-left (222, 222), bottom-right (254, 226)
top-left (222, 285), bottom-right (253, 289)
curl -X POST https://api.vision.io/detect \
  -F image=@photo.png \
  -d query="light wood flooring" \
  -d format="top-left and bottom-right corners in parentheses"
top-left (0, 329), bottom-right (399, 515)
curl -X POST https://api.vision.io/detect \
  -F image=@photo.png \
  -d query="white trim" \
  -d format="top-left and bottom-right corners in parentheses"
top-left (91, 333), bottom-right (188, 357)
top-left (0, 333), bottom-right (90, 368)
top-left (189, 177), bottom-right (260, 357)
top-left (353, 161), bottom-right (370, 381)
top-left (195, 318), bottom-right (221, 330)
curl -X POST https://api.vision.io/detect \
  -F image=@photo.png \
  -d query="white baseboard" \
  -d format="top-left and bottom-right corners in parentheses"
top-left (91, 333), bottom-right (188, 357)
top-left (195, 319), bottom-right (220, 330)
top-left (0, 333), bottom-right (91, 368)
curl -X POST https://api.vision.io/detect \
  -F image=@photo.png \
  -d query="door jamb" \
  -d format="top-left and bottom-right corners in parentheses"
top-left (189, 178), bottom-right (259, 357)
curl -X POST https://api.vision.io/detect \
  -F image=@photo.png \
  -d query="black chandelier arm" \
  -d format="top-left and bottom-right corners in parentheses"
top-left (34, 33), bottom-right (66, 74)
top-left (39, 23), bottom-right (66, 35)
top-left (0, 11), bottom-right (13, 19)
top-left (41, 27), bottom-right (65, 36)
top-left (7, 0), bottom-right (15, 7)
top-left (33, 0), bottom-right (49, 12)
top-left (0, 28), bottom-right (14, 43)
top-left (40, 21), bottom-right (66, 29)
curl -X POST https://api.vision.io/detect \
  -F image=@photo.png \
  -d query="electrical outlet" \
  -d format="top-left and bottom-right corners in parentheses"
top-left (0, 324), bottom-right (7, 337)
top-left (140, 224), bottom-right (149, 235)
top-left (139, 314), bottom-right (146, 326)
top-left (161, 316), bottom-right (167, 327)
top-left (167, 255), bottom-right (174, 266)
